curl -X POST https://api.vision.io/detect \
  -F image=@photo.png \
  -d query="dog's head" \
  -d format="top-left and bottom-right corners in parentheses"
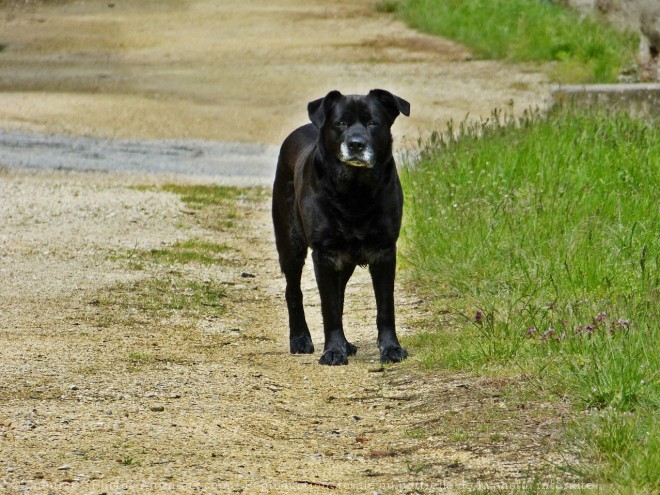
top-left (307, 89), bottom-right (410, 169)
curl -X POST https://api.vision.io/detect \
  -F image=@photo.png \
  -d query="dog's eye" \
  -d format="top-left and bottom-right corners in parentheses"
top-left (368, 120), bottom-right (379, 127)
top-left (335, 121), bottom-right (347, 128)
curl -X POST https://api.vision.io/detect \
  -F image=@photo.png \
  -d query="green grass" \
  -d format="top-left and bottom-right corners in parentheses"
top-left (161, 184), bottom-right (247, 207)
top-left (148, 238), bottom-right (229, 266)
top-left (392, 0), bottom-right (638, 83)
top-left (400, 108), bottom-right (659, 490)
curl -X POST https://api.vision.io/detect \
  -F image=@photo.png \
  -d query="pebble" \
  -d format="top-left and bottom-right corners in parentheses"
top-left (57, 464), bottom-right (71, 471)
top-left (150, 405), bottom-right (165, 412)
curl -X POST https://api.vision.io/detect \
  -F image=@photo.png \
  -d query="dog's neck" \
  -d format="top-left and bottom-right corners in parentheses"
top-left (313, 149), bottom-right (395, 208)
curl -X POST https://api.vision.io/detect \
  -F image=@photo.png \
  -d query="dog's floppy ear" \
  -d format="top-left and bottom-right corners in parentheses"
top-left (369, 89), bottom-right (410, 121)
top-left (308, 90), bottom-right (343, 128)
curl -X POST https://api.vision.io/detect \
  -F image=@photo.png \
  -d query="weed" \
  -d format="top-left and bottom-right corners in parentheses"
top-left (119, 455), bottom-right (140, 466)
top-left (449, 432), bottom-right (470, 443)
top-left (405, 427), bottom-right (427, 439)
top-left (127, 352), bottom-right (157, 363)
top-left (406, 461), bottom-right (431, 474)
top-left (375, 0), bottom-right (400, 13)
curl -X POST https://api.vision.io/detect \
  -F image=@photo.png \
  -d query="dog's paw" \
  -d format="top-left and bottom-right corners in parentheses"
top-left (319, 348), bottom-right (348, 366)
top-left (380, 345), bottom-right (408, 364)
top-left (290, 335), bottom-right (314, 354)
top-left (346, 341), bottom-right (358, 356)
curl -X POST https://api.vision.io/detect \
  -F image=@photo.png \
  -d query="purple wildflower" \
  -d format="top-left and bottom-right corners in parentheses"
top-left (617, 319), bottom-right (630, 330)
top-left (575, 324), bottom-right (584, 334)
top-left (547, 327), bottom-right (556, 337)
top-left (586, 324), bottom-right (595, 334)
top-left (596, 312), bottom-right (608, 323)
top-left (526, 326), bottom-right (537, 338)
top-left (474, 310), bottom-right (484, 324)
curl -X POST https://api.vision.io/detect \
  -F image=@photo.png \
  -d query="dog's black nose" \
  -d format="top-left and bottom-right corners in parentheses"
top-left (348, 137), bottom-right (367, 153)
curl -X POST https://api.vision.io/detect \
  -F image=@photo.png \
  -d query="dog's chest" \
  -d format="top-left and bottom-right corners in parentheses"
top-left (314, 205), bottom-right (395, 263)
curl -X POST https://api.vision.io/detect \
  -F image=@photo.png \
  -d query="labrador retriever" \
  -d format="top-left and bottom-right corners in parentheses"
top-left (272, 89), bottom-right (410, 365)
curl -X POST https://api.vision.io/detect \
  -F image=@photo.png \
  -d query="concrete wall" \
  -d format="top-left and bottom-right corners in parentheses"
top-left (551, 83), bottom-right (660, 115)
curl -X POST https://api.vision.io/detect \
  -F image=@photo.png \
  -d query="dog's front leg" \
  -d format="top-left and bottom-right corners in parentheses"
top-left (312, 251), bottom-right (350, 365)
top-left (369, 250), bottom-right (408, 363)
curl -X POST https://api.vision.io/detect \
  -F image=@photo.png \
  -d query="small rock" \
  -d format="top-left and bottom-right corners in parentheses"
top-left (70, 385), bottom-right (79, 391)
top-left (57, 464), bottom-right (71, 471)
top-left (150, 405), bottom-right (165, 412)
top-left (34, 472), bottom-right (44, 479)
top-left (240, 272), bottom-right (256, 278)
top-left (5, 467), bottom-right (13, 473)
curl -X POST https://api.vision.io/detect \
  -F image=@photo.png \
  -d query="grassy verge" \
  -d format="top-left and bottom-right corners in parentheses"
top-left (388, 0), bottom-right (638, 83)
top-left (400, 108), bottom-right (659, 490)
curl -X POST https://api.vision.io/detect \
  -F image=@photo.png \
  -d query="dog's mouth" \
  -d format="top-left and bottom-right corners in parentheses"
top-left (342, 158), bottom-right (374, 169)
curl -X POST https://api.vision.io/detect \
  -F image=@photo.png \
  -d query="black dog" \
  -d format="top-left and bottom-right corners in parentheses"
top-left (272, 89), bottom-right (410, 365)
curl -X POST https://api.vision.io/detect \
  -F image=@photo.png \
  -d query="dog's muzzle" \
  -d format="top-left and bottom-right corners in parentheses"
top-left (340, 137), bottom-right (374, 169)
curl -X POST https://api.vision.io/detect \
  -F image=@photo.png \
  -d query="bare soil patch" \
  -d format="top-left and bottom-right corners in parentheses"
top-left (0, 1), bottom-right (573, 493)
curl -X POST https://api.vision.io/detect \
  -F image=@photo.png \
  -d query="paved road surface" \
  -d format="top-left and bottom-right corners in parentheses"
top-left (0, 130), bottom-right (278, 186)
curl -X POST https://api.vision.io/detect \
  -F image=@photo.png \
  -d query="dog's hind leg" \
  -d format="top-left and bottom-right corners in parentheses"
top-left (282, 250), bottom-right (314, 354)
top-left (273, 176), bottom-right (314, 354)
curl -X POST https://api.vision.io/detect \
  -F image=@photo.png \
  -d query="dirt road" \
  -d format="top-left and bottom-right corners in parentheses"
top-left (0, 0), bottom-right (548, 145)
top-left (0, 1), bottom-right (570, 493)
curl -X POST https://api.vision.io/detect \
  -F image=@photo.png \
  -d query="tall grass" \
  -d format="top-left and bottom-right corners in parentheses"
top-left (400, 108), bottom-right (659, 489)
top-left (395, 0), bottom-right (638, 83)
